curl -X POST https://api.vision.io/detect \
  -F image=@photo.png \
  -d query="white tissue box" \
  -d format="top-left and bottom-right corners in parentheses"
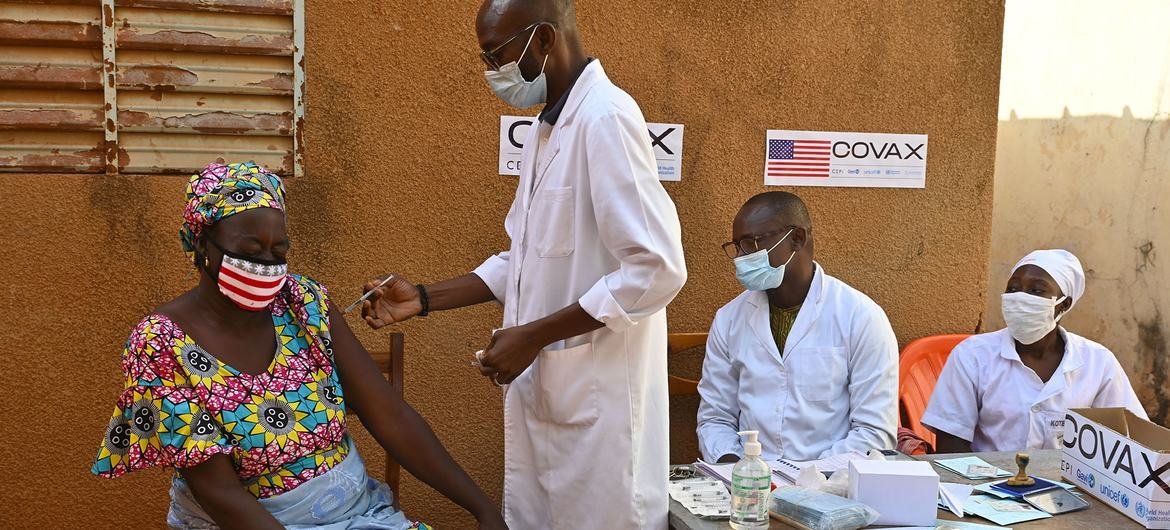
top-left (848, 459), bottom-right (939, 526)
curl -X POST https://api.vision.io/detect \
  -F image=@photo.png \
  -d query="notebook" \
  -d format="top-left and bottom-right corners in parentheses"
top-left (770, 451), bottom-right (868, 484)
top-left (933, 456), bottom-right (1012, 479)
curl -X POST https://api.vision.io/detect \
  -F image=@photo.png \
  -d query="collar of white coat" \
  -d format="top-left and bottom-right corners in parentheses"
top-left (744, 262), bottom-right (826, 359)
top-left (546, 59), bottom-right (607, 129)
top-left (997, 326), bottom-right (1085, 376)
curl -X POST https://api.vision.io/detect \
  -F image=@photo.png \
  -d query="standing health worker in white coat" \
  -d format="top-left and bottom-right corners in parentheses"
top-left (697, 192), bottom-right (898, 463)
top-left (359, 1), bottom-right (687, 528)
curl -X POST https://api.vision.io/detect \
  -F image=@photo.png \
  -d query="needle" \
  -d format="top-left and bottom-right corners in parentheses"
top-left (344, 275), bottom-right (395, 314)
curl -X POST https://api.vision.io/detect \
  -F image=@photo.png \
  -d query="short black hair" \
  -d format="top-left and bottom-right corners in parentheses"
top-left (741, 191), bottom-right (812, 231)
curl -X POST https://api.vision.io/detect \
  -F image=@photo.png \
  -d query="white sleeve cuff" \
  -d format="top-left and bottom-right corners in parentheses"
top-left (698, 428), bottom-right (744, 463)
top-left (920, 411), bottom-right (974, 442)
top-left (472, 254), bottom-right (509, 304)
top-left (579, 275), bottom-right (636, 332)
top-left (706, 441), bottom-right (743, 463)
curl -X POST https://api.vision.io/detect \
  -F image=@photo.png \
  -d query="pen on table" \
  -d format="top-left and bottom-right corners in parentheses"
top-left (344, 275), bottom-right (395, 314)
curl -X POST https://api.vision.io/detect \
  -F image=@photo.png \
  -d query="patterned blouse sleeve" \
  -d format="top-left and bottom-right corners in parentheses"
top-left (287, 274), bottom-right (334, 363)
top-left (92, 316), bottom-right (233, 477)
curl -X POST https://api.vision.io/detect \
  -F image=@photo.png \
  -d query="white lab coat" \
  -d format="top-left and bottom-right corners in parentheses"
top-left (921, 328), bottom-right (1147, 452)
top-left (697, 265), bottom-right (898, 462)
top-left (473, 61), bottom-right (686, 530)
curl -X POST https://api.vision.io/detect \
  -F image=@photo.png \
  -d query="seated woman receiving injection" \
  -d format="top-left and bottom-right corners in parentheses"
top-left (92, 161), bottom-right (505, 530)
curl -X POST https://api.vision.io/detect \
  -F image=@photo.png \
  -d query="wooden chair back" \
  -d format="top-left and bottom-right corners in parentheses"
top-left (667, 332), bottom-right (708, 465)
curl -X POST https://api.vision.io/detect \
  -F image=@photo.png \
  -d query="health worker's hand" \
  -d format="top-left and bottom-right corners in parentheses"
top-left (477, 325), bottom-right (545, 385)
top-left (360, 274), bottom-right (422, 329)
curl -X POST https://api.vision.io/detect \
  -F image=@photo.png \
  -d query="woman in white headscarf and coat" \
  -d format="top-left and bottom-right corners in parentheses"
top-left (922, 249), bottom-right (1147, 453)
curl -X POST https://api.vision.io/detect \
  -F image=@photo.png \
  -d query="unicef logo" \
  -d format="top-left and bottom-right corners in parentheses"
top-left (1122, 494), bottom-right (1130, 508)
top-left (1137, 502), bottom-right (1148, 518)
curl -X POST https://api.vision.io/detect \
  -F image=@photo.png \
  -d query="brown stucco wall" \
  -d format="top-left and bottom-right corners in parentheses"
top-left (0, 1), bottom-right (1003, 528)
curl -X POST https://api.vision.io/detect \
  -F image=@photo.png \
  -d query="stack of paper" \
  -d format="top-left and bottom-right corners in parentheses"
top-left (771, 451), bottom-right (868, 483)
top-left (964, 496), bottom-right (1051, 525)
top-left (695, 460), bottom-right (786, 489)
top-left (694, 461), bottom-right (735, 488)
top-left (668, 477), bottom-right (731, 519)
top-left (880, 521), bottom-right (1009, 530)
top-left (938, 483), bottom-right (975, 516)
top-left (933, 457), bottom-right (1012, 479)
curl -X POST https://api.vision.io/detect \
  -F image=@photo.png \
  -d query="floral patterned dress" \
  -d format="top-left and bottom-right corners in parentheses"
top-left (93, 276), bottom-right (430, 529)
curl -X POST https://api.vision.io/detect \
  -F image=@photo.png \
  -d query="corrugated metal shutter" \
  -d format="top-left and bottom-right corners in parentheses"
top-left (0, 0), bottom-right (303, 176)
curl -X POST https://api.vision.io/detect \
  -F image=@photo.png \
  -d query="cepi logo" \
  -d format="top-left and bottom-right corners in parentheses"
top-left (1137, 502), bottom-right (1149, 519)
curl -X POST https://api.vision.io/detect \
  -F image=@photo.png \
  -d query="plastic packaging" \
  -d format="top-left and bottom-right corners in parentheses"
top-left (730, 431), bottom-right (771, 529)
top-left (769, 486), bottom-right (880, 530)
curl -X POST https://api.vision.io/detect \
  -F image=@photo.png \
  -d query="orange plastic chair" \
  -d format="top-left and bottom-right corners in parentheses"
top-left (898, 334), bottom-right (971, 451)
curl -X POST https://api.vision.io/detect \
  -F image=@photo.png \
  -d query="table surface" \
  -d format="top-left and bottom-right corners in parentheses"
top-left (668, 450), bottom-right (1143, 530)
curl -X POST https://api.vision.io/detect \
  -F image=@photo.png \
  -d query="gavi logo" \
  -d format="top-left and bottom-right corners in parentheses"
top-left (1076, 469), bottom-right (1096, 488)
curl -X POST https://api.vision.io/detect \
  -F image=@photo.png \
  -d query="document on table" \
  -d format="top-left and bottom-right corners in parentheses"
top-left (938, 482), bottom-right (975, 516)
top-left (933, 457), bottom-right (1012, 479)
top-left (770, 450), bottom-right (867, 483)
top-left (694, 461), bottom-right (735, 488)
top-left (964, 495), bottom-right (1051, 525)
top-left (880, 521), bottom-right (1010, 530)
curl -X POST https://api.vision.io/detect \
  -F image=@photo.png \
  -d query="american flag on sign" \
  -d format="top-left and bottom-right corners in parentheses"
top-left (767, 139), bottom-right (832, 177)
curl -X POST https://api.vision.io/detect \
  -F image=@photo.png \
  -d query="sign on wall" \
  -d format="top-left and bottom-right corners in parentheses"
top-left (763, 130), bottom-right (928, 188)
top-left (648, 123), bottom-right (684, 181)
top-left (500, 116), bottom-right (685, 181)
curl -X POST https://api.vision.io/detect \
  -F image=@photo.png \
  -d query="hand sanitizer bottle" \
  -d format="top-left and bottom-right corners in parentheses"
top-left (730, 430), bottom-right (771, 529)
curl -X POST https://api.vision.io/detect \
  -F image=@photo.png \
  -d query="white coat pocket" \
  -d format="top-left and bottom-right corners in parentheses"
top-left (536, 342), bottom-right (599, 426)
top-left (1036, 410), bottom-right (1068, 449)
top-left (789, 347), bottom-right (847, 402)
top-left (530, 187), bottom-right (575, 258)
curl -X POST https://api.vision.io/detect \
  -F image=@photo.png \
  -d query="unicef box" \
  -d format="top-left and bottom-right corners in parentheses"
top-left (1061, 408), bottom-right (1170, 528)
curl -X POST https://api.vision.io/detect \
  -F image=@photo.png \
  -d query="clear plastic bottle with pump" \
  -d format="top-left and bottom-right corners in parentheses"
top-left (730, 430), bottom-right (771, 529)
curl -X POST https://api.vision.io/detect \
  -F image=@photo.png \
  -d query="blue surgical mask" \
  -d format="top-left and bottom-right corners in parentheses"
top-left (734, 229), bottom-right (796, 291)
top-left (483, 25), bottom-right (549, 108)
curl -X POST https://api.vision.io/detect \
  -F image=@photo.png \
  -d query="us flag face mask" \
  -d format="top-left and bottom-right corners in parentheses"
top-left (207, 239), bottom-right (288, 311)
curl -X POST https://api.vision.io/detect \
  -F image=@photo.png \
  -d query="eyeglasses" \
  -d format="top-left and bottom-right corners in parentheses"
top-left (720, 228), bottom-right (793, 259)
top-left (479, 21), bottom-right (547, 71)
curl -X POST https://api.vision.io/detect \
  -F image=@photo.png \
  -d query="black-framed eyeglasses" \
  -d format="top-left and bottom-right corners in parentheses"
top-left (479, 21), bottom-right (547, 70)
top-left (720, 228), bottom-right (793, 259)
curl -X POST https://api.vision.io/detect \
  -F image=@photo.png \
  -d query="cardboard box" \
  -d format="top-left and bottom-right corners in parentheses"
top-left (848, 459), bottom-right (939, 525)
top-left (1061, 408), bottom-right (1170, 529)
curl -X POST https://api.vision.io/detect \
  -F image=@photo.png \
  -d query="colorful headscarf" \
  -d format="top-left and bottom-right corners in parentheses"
top-left (180, 160), bottom-right (286, 260)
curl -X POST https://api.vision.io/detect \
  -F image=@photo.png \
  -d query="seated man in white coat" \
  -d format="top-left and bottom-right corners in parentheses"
top-left (697, 191), bottom-right (898, 463)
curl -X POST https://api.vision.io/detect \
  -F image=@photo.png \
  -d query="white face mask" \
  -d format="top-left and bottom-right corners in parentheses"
top-left (1001, 292), bottom-right (1067, 345)
top-left (483, 25), bottom-right (548, 108)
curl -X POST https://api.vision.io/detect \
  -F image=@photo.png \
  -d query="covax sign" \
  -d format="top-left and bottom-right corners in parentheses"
top-left (764, 129), bottom-right (928, 189)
